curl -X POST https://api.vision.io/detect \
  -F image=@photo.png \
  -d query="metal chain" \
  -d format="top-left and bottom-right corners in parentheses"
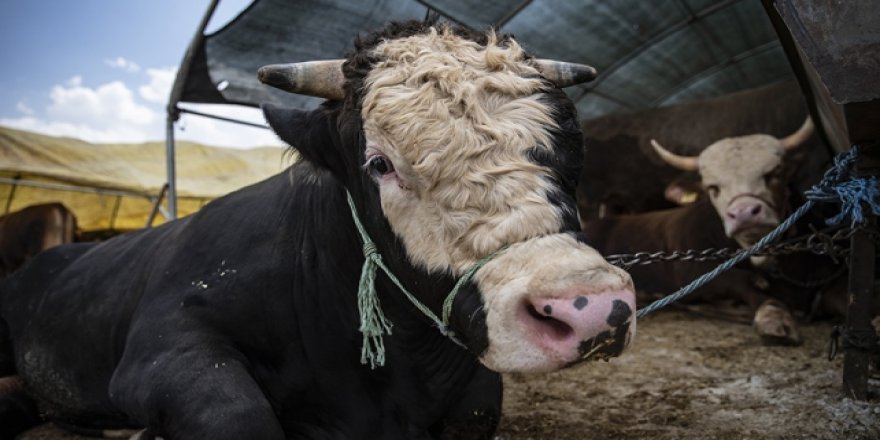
top-left (828, 325), bottom-right (880, 361)
top-left (606, 226), bottom-right (866, 270)
top-left (765, 263), bottom-right (848, 289)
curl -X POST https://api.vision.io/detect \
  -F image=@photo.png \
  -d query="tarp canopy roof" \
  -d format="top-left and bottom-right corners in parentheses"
top-left (176, 0), bottom-right (795, 120)
top-left (0, 126), bottom-right (290, 231)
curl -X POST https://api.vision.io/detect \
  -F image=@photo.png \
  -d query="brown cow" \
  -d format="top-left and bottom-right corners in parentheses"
top-left (0, 203), bottom-right (77, 277)
top-left (584, 119), bottom-right (818, 345)
top-left (576, 80), bottom-right (831, 221)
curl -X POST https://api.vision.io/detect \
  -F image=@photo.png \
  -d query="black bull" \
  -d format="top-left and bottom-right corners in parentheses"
top-left (0, 22), bottom-right (637, 439)
top-left (0, 152), bottom-right (504, 439)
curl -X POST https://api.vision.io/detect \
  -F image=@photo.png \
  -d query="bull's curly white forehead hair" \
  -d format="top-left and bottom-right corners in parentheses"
top-left (340, 22), bottom-right (583, 274)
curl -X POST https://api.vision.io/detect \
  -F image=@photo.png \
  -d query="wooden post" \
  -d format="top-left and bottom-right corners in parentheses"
top-left (762, 0), bottom-right (880, 399)
top-left (842, 144), bottom-right (879, 400)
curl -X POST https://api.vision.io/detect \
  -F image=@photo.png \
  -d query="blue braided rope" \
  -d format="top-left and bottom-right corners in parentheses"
top-left (637, 146), bottom-right (867, 318)
top-left (636, 201), bottom-right (814, 318)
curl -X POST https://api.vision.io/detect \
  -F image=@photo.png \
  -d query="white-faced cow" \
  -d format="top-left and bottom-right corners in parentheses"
top-left (576, 80), bottom-right (831, 221)
top-left (0, 22), bottom-right (636, 439)
top-left (584, 119), bottom-right (814, 345)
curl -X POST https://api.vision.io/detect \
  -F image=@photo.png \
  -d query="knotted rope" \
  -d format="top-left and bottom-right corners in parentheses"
top-left (345, 191), bottom-right (506, 368)
top-left (637, 146), bottom-right (878, 318)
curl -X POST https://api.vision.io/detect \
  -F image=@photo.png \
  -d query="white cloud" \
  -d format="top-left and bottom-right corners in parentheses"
top-left (105, 56), bottom-right (141, 73)
top-left (176, 103), bottom-right (283, 149)
top-left (0, 71), bottom-right (284, 149)
top-left (139, 67), bottom-right (176, 104)
top-left (16, 101), bottom-right (34, 115)
top-left (48, 79), bottom-right (155, 127)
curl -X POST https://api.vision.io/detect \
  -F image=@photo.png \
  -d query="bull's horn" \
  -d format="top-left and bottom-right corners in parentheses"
top-left (257, 60), bottom-right (345, 101)
top-left (779, 117), bottom-right (814, 150)
top-left (534, 59), bottom-right (598, 88)
top-left (650, 139), bottom-right (699, 171)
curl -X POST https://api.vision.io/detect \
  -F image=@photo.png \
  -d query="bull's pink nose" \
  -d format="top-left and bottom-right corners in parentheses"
top-left (727, 202), bottom-right (762, 221)
top-left (725, 200), bottom-right (771, 234)
top-left (521, 290), bottom-right (635, 362)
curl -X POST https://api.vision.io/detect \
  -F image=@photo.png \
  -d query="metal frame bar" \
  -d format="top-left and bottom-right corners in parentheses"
top-left (145, 184), bottom-right (169, 228)
top-left (177, 107), bottom-right (270, 129)
top-left (165, 0), bottom-right (221, 220)
top-left (0, 177), bottom-right (153, 199)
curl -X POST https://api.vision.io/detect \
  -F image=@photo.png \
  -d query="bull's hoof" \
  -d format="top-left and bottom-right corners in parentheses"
top-left (753, 300), bottom-right (802, 346)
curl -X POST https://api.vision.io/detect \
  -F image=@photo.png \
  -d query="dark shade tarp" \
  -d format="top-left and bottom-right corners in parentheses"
top-left (176, 0), bottom-right (794, 120)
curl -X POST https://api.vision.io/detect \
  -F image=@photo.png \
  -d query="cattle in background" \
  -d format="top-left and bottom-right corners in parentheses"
top-left (0, 203), bottom-right (77, 277)
top-left (0, 22), bottom-right (636, 439)
top-left (585, 119), bottom-right (821, 345)
top-left (577, 80), bottom-right (831, 221)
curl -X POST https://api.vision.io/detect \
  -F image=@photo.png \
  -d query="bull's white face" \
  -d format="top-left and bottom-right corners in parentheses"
top-left (361, 29), bottom-right (560, 273)
top-left (359, 27), bottom-right (636, 372)
top-left (698, 135), bottom-right (788, 250)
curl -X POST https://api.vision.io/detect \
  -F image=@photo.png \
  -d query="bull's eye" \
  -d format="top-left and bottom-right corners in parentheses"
top-left (366, 155), bottom-right (395, 178)
top-left (764, 169), bottom-right (782, 186)
top-left (705, 184), bottom-right (719, 198)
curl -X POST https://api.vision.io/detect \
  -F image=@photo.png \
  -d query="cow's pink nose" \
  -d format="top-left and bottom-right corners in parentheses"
top-left (520, 290), bottom-right (635, 362)
top-left (727, 202), bottom-right (762, 220)
top-left (724, 199), bottom-right (774, 236)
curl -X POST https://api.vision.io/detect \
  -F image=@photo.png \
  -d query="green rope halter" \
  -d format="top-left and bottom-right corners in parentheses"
top-left (345, 191), bottom-right (507, 369)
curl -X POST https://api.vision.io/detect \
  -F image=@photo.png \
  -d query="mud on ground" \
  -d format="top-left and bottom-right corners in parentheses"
top-left (20, 308), bottom-right (880, 439)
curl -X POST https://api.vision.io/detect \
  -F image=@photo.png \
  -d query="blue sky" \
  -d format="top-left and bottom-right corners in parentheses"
top-left (0, 0), bottom-right (283, 148)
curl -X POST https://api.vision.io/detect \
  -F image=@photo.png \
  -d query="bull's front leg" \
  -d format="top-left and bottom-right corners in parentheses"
top-left (753, 298), bottom-right (802, 346)
top-left (722, 269), bottom-right (802, 346)
top-left (109, 338), bottom-right (284, 440)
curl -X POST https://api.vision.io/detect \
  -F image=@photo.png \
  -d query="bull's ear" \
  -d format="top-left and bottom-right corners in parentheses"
top-left (664, 178), bottom-right (703, 205)
top-left (262, 103), bottom-right (344, 173)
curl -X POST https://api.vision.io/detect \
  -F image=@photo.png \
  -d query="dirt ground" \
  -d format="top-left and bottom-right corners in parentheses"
top-left (497, 307), bottom-right (880, 440)
top-left (19, 307), bottom-right (880, 440)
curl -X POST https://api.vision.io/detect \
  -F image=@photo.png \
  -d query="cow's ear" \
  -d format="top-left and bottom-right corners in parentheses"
top-left (262, 104), bottom-right (344, 173)
top-left (664, 178), bottom-right (703, 205)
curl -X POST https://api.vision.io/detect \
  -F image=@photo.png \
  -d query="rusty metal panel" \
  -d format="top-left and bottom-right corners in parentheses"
top-left (772, 0), bottom-right (880, 105)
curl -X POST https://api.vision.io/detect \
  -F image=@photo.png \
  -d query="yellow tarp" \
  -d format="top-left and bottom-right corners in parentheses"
top-left (0, 126), bottom-right (294, 232)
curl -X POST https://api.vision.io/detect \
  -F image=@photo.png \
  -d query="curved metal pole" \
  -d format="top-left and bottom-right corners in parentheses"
top-left (164, 0), bottom-right (221, 219)
top-left (165, 111), bottom-right (179, 219)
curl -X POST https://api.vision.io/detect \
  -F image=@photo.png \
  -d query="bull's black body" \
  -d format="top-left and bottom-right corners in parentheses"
top-left (0, 21), bottom-right (594, 439)
top-left (1, 160), bottom-right (501, 439)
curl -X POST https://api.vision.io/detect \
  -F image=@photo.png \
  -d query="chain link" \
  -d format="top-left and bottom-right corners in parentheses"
top-left (606, 226), bottom-right (869, 270)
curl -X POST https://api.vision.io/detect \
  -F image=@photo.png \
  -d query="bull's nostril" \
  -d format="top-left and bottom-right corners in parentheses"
top-left (578, 328), bottom-right (628, 361)
top-left (606, 299), bottom-right (632, 327)
top-left (543, 304), bottom-right (553, 315)
top-left (526, 304), bottom-right (573, 340)
top-left (751, 204), bottom-right (762, 215)
top-left (573, 296), bottom-right (588, 310)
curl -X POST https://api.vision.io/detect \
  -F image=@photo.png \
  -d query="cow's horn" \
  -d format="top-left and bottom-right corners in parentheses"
top-left (534, 59), bottom-right (598, 88)
top-left (257, 60), bottom-right (345, 101)
top-left (779, 117), bottom-right (814, 150)
top-left (650, 139), bottom-right (699, 171)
